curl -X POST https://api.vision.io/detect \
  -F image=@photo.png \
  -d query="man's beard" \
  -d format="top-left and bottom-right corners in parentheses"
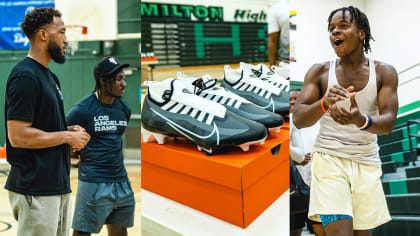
top-left (48, 41), bottom-right (66, 64)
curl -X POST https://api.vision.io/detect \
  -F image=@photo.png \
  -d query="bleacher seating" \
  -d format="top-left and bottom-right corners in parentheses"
top-left (377, 119), bottom-right (420, 235)
top-left (406, 166), bottom-right (420, 178)
top-left (378, 124), bottom-right (418, 144)
top-left (373, 216), bottom-right (420, 236)
top-left (381, 151), bottom-right (415, 165)
top-left (382, 177), bottom-right (420, 195)
top-left (378, 121), bottom-right (420, 174)
top-left (386, 193), bottom-right (420, 215)
top-left (379, 137), bottom-right (418, 156)
top-left (382, 161), bottom-right (397, 174)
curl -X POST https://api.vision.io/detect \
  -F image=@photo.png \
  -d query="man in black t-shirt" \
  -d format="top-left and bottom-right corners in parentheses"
top-left (67, 56), bottom-right (135, 236)
top-left (4, 7), bottom-right (90, 236)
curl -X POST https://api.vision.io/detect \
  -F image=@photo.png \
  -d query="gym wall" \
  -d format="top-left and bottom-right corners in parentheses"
top-left (0, 0), bottom-right (141, 148)
top-left (289, 0), bottom-right (365, 83)
top-left (141, 0), bottom-right (280, 67)
top-left (366, 0), bottom-right (420, 108)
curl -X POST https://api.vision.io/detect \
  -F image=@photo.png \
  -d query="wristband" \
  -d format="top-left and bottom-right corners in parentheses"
top-left (359, 114), bottom-right (369, 129)
top-left (361, 115), bottom-right (373, 131)
top-left (320, 97), bottom-right (329, 113)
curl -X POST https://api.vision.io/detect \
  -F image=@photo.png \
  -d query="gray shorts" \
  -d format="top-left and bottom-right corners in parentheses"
top-left (8, 191), bottom-right (72, 236)
top-left (72, 180), bottom-right (135, 233)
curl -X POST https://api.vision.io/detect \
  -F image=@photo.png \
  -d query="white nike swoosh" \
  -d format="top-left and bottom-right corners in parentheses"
top-left (256, 98), bottom-right (275, 112)
top-left (200, 146), bottom-right (213, 153)
top-left (151, 108), bottom-right (220, 145)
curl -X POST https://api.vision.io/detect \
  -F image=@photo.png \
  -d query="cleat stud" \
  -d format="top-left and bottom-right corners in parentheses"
top-left (142, 127), bottom-right (167, 144)
top-left (205, 149), bottom-right (213, 156)
top-left (141, 128), bottom-right (152, 142)
top-left (154, 134), bottom-right (167, 144)
top-left (239, 144), bottom-right (250, 152)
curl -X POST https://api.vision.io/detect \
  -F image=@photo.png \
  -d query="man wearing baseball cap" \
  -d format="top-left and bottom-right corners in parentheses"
top-left (66, 56), bottom-right (135, 235)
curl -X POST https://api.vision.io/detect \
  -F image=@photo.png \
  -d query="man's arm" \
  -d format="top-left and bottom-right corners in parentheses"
top-left (293, 63), bottom-right (353, 128)
top-left (370, 64), bottom-right (399, 134)
top-left (267, 4), bottom-right (280, 68)
top-left (6, 75), bottom-right (90, 150)
top-left (7, 120), bottom-right (90, 150)
top-left (293, 64), bottom-right (326, 128)
top-left (268, 32), bottom-right (279, 67)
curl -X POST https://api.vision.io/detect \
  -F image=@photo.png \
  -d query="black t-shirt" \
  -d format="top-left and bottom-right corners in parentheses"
top-left (4, 57), bottom-right (70, 196)
top-left (66, 94), bottom-right (131, 183)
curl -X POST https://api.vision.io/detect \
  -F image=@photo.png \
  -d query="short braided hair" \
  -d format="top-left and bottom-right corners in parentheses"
top-left (328, 6), bottom-right (374, 53)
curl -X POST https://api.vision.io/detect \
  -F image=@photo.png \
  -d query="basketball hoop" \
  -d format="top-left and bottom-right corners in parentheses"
top-left (66, 25), bottom-right (88, 55)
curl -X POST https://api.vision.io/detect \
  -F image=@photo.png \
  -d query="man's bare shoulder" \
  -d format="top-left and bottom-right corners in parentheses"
top-left (305, 62), bottom-right (330, 81)
top-left (374, 60), bottom-right (398, 78)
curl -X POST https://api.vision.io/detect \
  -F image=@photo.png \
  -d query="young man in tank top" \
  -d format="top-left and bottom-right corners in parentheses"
top-left (293, 6), bottom-right (398, 236)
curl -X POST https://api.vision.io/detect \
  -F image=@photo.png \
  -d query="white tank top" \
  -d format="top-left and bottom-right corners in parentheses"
top-left (312, 58), bottom-right (381, 166)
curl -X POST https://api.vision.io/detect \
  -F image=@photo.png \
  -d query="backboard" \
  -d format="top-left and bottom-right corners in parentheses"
top-left (55, 0), bottom-right (118, 41)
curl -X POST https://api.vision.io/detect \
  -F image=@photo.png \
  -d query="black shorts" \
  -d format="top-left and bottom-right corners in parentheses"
top-left (72, 180), bottom-right (135, 233)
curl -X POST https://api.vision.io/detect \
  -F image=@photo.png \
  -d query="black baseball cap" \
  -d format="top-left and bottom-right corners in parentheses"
top-left (94, 56), bottom-right (129, 78)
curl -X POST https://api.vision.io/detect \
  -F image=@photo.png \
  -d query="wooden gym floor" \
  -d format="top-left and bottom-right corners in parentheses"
top-left (0, 163), bottom-right (142, 235)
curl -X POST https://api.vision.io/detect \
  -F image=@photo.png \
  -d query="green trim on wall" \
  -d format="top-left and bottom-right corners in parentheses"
top-left (128, 119), bottom-right (141, 127)
top-left (398, 100), bottom-right (420, 115)
top-left (290, 80), bottom-right (303, 91)
top-left (396, 110), bottom-right (420, 126)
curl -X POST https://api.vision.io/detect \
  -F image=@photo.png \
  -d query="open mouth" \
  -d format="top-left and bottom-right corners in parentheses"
top-left (334, 39), bottom-right (344, 46)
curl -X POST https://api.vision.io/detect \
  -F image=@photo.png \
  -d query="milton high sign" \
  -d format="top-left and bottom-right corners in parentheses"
top-left (141, 3), bottom-right (223, 21)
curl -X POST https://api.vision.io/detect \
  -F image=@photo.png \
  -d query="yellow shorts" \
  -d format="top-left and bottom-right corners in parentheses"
top-left (308, 152), bottom-right (391, 230)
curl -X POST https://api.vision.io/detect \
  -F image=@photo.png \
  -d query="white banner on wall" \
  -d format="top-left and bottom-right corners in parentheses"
top-left (141, 0), bottom-right (280, 23)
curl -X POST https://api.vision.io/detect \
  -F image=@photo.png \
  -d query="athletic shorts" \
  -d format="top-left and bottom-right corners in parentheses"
top-left (72, 180), bottom-right (135, 233)
top-left (9, 191), bottom-right (72, 236)
top-left (308, 152), bottom-right (391, 230)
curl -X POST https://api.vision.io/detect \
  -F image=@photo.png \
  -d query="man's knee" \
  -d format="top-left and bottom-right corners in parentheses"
top-left (323, 219), bottom-right (353, 236)
top-left (354, 230), bottom-right (372, 236)
top-left (312, 223), bottom-right (326, 236)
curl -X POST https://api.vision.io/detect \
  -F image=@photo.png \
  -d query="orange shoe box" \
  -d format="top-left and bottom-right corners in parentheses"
top-left (282, 121), bottom-right (290, 130)
top-left (141, 130), bottom-right (289, 228)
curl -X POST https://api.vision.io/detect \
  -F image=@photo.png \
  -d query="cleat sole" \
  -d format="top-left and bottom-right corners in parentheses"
top-left (142, 126), bottom-right (168, 144)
